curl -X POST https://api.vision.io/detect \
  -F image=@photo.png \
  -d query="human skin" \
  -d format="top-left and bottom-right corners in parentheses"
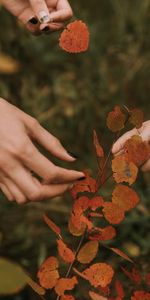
top-left (2, 0), bottom-right (73, 34)
top-left (112, 120), bottom-right (150, 172)
top-left (0, 99), bottom-right (85, 203)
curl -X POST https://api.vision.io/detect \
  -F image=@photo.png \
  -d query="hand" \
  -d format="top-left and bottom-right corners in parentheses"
top-left (112, 121), bottom-right (150, 172)
top-left (2, 0), bottom-right (73, 35)
top-left (0, 99), bottom-right (84, 204)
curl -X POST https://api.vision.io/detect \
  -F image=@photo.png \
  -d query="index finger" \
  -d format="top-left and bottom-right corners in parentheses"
top-left (112, 128), bottom-right (137, 154)
top-left (48, 0), bottom-right (73, 22)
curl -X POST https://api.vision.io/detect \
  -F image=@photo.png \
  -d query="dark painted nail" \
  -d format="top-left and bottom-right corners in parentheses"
top-left (42, 26), bottom-right (49, 32)
top-left (67, 151), bottom-right (78, 159)
top-left (78, 176), bottom-right (86, 181)
top-left (29, 17), bottom-right (38, 25)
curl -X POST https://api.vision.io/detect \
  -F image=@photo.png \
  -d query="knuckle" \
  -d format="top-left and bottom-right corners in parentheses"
top-left (15, 141), bottom-right (34, 159)
top-left (66, 9), bottom-right (73, 19)
top-left (29, 117), bottom-right (39, 129)
top-left (28, 187), bottom-right (42, 202)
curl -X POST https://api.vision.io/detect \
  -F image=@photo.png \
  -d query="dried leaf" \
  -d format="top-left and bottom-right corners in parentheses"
top-left (121, 267), bottom-right (141, 284)
top-left (57, 239), bottom-right (75, 263)
top-left (68, 216), bottom-right (86, 236)
top-left (89, 290), bottom-right (108, 300)
top-left (103, 202), bottom-right (125, 224)
top-left (59, 20), bottom-right (89, 53)
top-left (0, 53), bottom-right (20, 74)
top-left (93, 130), bottom-right (104, 158)
top-left (37, 256), bottom-right (59, 289)
top-left (89, 196), bottom-right (104, 211)
top-left (26, 276), bottom-right (45, 296)
top-left (55, 276), bottom-right (78, 296)
top-left (145, 273), bottom-right (150, 286)
top-left (71, 183), bottom-right (91, 199)
top-left (44, 214), bottom-right (61, 237)
top-left (73, 196), bottom-right (90, 215)
top-left (83, 263), bottom-right (114, 287)
top-left (115, 280), bottom-right (125, 299)
top-left (109, 247), bottom-right (133, 263)
top-left (60, 296), bottom-right (75, 300)
top-left (129, 109), bottom-right (144, 129)
top-left (112, 155), bottom-right (138, 185)
top-left (106, 106), bottom-right (126, 132)
top-left (77, 241), bottom-right (99, 264)
top-left (89, 226), bottom-right (116, 241)
top-left (112, 184), bottom-right (140, 212)
top-left (131, 290), bottom-right (150, 300)
top-left (124, 135), bottom-right (150, 167)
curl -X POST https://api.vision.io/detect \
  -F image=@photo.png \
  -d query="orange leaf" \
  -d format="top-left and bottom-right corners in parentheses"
top-left (44, 214), bottom-right (61, 237)
top-left (106, 106), bottom-right (126, 132)
top-left (55, 276), bottom-right (78, 296)
top-left (89, 226), bottom-right (116, 241)
top-left (93, 130), bottom-right (104, 158)
top-left (83, 263), bottom-right (114, 288)
top-left (77, 241), bottom-right (99, 264)
top-left (103, 202), bottom-right (125, 224)
top-left (60, 296), bottom-right (75, 300)
top-left (124, 135), bottom-right (150, 167)
top-left (112, 184), bottom-right (140, 212)
top-left (121, 267), bottom-right (141, 284)
top-left (145, 273), bottom-right (150, 286)
top-left (115, 280), bottom-right (125, 299)
top-left (129, 109), bottom-right (144, 129)
top-left (68, 216), bottom-right (86, 236)
top-left (71, 183), bottom-right (91, 199)
top-left (109, 247), bottom-right (133, 263)
top-left (59, 20), bottom-right (89, 53)
top-left (89, 290), bottom-right (108, 300)
top-left (26, 277), bottom-right (46, 295)
top-left (112, 155), bottom-right (138, 185)
top-left (37, 256), bottom-right (59, 289)
top-left (131, 290), bottom-right (150, 300)
top-left (89, 196), bottom-right (104, 211)
top-left (73, 196), bottom-right (90, 215)
top-left (57, 239), bottom-right (75, 263)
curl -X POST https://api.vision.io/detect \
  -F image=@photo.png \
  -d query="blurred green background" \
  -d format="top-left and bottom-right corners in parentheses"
top-left (0, 0), bottom-right (150, 299)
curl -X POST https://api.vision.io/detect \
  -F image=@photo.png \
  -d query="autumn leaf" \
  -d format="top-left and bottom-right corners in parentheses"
top-left (74, 263), bottom-right (114, 288)
top-left (71, 183), bottom-right (91, 199)
top-left (131, 290), bottom-right (150, 300)
top-left (60, 296), bottom-right (75, 300)
top-left (112, 155), bottom-right (138, 185)
top-left (26, 276), bottom-right (46, 296)
top-left (115, 280), bottom-right (125, 299)
top-left (129, 109), bottom-right (144, 129)
top-left (145, 273), bottom-right (150, 286)
top-left (89, 290), bottom-right (108, 300)
top-left (37, 256), bottom-right (59, 289)
top-left (0, 53), bottom-right (20, 74)
top-left (109, 247), bottom-right (133, 263)
top-left (102, 202), bottom-right (125, 224)
top-left (124, 135), bottom-right (150, 167)
top-left (106, 106), bottom-right (126, 132)
top-left (59, 20), bottom-right (89, 53)
top-left (121, 267), bottom-right (141, 284)
top-left (89, 196), bottom-right (104, 211)
top-left (73, 196), bottom-right (90, 215)
top-left (93, 130), bottom-right (104, 158)
top-left (112, 184), bottom-right (140, 212)
top-left (57, 239), bottom-right (75, 263)
top-left (55, 276), bottom-right (78, 296)
top-left (89, 226), bottom-right (116, 241)
top-left (68, 216), bottom-right (86, 237)
top-left (44, 214), bottom-right (61, 237)
top-left (77, 241), bottom-right (99, 264)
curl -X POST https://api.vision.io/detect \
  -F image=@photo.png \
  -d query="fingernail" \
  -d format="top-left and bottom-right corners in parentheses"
top-left (41, 26), bottom-right (49, 32)
top-left (78, 176), bottom-right (86, 181)
top-left (67, 151), bottom-right (78, 159)
top-left (29, 17), bottom-right (38, 25)
top-left (39, 11), bottom-right (50, 23)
